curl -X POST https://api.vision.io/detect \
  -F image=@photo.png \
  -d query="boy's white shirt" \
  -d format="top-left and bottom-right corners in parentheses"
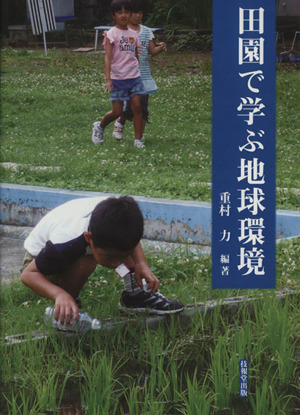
top-left (24, 197), bottom-right (107, 256)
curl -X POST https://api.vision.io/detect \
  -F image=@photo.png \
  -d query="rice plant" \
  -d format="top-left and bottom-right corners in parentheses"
top-left (80, 351), bottom-right (123, 414)
top-left (178, 370), bottom-right (213, 415)
top-left (209, 335), bottom-right (231, 410)
top-left (249, 379), bottom-right (293, 415)
top-left (252, 296), bottom-right (296, 386)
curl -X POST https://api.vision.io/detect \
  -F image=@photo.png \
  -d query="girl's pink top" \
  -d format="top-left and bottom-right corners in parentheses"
top-left (104, 26), bottom-right (141, 80)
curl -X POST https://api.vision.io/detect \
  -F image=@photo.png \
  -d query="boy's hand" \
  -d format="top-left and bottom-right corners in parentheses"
top-left (105, 79), bottom-right (113, 93)
top-left (54, 292), bottom-right (79, 326)
top-left (134, 262), bottom-right (159, 293)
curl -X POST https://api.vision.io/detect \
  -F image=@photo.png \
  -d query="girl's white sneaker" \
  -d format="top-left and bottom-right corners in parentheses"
top-left (92, 122), bottom-right (104, 144)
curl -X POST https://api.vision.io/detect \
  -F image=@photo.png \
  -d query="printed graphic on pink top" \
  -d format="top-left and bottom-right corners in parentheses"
top-left (104, 26), bottom-right (141, 80)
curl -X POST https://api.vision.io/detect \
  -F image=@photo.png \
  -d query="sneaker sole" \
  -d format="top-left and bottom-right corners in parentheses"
top-left (112, 133), bottom-right (123, 141)
top-left (92, 137), bottom-right (104, 145)
top-left (118, 303), bottom-right (184, 315)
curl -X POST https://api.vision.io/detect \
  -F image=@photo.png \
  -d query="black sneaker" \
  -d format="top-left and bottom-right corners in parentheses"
top-left (119, 290), bottom-right (184, 315)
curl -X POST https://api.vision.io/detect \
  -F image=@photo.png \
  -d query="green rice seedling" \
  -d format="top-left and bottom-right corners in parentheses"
top-left (124, 376), bottom-right (168, 415)
top-left (169, 358), bottom-right (180, 404)
top-left (3, 368), bottom-right (71, 414)
top-left (252, 295), bottom-right (295, 387)
top-left (249, 379), bottom-right (293, 415)
top-left (80, 351), bottom-right (123, 414)
top-left (147, 350), bottom-right (167, 403)
top-left (4, 391), bottom-right (39, 415)
top-left (178, 370), bottom-right (213, 415)
top-left (225, 321), bottom-right (255, 396)
top-left (209, 335), bottom-right (231, 410)
top-left (124, 383), bottom-right (140, 414)
top-left (140, 399), bottom-right (167, 415)
top-left (24, 368), bottom-right (71, 412)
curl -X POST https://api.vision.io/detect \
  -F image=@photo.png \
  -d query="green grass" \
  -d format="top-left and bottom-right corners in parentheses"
top-left (1, 237), bottom-right (299, 336)
top-left (1, 239), bottom-right (299, 413)
top-left (1, 48), bottom-right (299, 209)
top-left (1, 287), bottom-right (299, 414)
top-left (1, 47), bottom-right (299, 414)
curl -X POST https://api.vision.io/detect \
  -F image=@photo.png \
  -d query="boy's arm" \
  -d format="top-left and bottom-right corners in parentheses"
top-left (21, 260), bottom-right (79, 324)
top-left (129, 243), bottom-right (160, 293)
top-left (148, 39), bottom-right (166, 56)
top-left (104, 41), bottom-right (113, 92)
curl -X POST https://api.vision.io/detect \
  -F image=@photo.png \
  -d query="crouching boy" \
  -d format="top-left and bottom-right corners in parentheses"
top-left (21, 196), bottom-right (184, 325)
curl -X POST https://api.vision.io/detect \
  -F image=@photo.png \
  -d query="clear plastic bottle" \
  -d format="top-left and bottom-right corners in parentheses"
top-left (44, 306), bottom-right (101, 334)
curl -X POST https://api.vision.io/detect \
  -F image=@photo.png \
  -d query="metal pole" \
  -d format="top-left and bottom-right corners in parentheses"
top-left (38, 0), bottom-right (48, 56)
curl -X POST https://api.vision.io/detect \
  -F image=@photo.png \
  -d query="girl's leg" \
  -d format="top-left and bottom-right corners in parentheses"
top-left (130, 94), bottom-right (143, 140)
top-left (100, 101), bottom-right (124, 129)
top-left (141, 95), bottom-right (149, 136)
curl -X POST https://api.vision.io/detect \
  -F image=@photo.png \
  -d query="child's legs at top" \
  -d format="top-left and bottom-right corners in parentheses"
top-left (130, 94), bottom-right (143, 139)
top-left (141, 94), bottom-right (149, 133)
top-left (123, 94), bottom-right (149, 137)
top-left (126, 77), bottom-right (145, 140)
top-left (101, 78), bottom-right (140, 129)
top-left (119, 101), bottom-right (132, 125)
top-left (100, 101), bottom-right (124, 129)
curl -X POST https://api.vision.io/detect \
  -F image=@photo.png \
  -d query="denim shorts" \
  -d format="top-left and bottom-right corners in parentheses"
top-left (110, 77), bottom-right (145, 102)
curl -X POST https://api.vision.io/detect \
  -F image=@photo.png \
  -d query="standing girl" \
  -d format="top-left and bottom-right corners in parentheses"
top-left (112, 0), bottom-right (166, 143)
top-left (92, 0), bottom-right (145, 148)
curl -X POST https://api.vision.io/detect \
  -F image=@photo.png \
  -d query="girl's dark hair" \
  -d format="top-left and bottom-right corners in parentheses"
top-left (131, 0), bottom-right (144, 12)
top-left (111, 0), bottom-right (132, 14)
top-left (89, 196), bottom-right (144, 251)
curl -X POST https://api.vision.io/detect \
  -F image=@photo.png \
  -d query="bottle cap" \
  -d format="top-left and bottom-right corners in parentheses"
top-left (91, 319), bottom-right (101, 330)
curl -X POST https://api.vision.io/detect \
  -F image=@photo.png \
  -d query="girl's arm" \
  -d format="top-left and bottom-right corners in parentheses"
top-left (149, 39), bottom-right (167, 56)
top-left (105, 40), bottom-right (113, 92)
top-left (135, 43), bottom-right (140, 61)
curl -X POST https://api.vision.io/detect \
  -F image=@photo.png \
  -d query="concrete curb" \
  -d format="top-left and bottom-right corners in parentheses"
top-left (1, 183), bottom-right (300, 244)
top-left (0, 183), bottom-right (211, 245)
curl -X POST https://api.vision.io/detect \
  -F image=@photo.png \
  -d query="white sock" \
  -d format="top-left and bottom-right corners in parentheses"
top-left (123, 272), bottom-right (143, 293)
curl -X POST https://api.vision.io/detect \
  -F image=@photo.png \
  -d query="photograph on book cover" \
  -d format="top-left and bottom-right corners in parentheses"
top-left (0, 0), bottom-right (299, 413)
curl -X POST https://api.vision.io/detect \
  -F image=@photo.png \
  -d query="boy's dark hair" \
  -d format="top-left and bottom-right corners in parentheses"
top-left (89, 196), bottom-right (144, 251)
top-left (111, 0), bottom-right (132, 14)
top-left (131, 0), bottom-right (144, 12)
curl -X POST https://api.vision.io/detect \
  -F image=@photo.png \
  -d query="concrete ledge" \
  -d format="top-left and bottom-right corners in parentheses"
top-left (1, 183), bottom-right (299, 244)
top-left (0, 183), bottom-right (211, 245)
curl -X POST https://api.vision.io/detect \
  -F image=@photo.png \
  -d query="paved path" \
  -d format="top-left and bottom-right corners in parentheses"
top-left (0, 225), bottom-right (32, 283)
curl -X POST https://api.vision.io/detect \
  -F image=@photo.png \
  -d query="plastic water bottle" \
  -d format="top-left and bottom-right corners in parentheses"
top-left (44, 306), bottom-right (101, 334)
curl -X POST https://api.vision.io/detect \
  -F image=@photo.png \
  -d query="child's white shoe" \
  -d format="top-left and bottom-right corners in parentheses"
top-left (92, 122), bottom-right (104, 144)
top-left (112, 118), bottom-right (124, 140)
top-left (134, 139), bottom-right (145, 148)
